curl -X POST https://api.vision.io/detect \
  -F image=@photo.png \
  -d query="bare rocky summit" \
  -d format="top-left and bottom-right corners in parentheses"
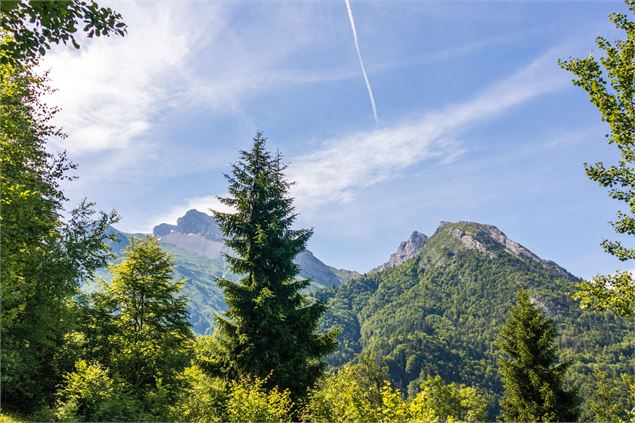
top-left (372, 230), bottom-right (428, 272)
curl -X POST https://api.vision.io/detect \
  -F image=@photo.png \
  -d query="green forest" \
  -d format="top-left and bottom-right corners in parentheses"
top-left (1, 1), bottom-right (634, 422)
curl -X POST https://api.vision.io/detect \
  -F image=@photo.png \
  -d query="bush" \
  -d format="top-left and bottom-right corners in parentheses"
top-left (169, 365), bottom-right (228, 422)
top-left (54, 360), bottom-right (139, 422)
top-left (409, 375), bottom-right (488, 422)
top-left (225, 378), bottom-right (294, 423)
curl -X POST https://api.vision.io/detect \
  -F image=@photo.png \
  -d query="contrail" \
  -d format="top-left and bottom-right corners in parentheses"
top-left (344, 0), bottom-right (378, 124)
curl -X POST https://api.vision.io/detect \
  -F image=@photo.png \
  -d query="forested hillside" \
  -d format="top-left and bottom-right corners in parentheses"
top-left (319, 221), bottom-right (634, 419)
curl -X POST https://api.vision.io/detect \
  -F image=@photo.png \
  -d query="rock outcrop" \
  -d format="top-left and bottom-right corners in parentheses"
top-left (372, 231), bottom-right (428, 272)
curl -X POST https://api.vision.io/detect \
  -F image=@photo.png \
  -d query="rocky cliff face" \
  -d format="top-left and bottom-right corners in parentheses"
top-left (372, 231), bottom-right (428, 272)
top-left (153, 209), bottom-right (223, 241)
top-left (151, 210), bottom-right (355, 286)
top-left (152, 209), bottom-right (225, 259)
top-left (438, 221), bottom-right (539, 261)
top-left (295, 250), bottom-right (342, 288)
top-left (431, 221), bottom-right (573, 278)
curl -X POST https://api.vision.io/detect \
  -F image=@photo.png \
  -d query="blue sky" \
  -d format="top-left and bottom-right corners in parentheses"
top-left (43, 0), bottom-right (632, 278)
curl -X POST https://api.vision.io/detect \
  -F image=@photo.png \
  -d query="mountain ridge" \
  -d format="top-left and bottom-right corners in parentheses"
top-left (99, 209), bottom-right (358, 334)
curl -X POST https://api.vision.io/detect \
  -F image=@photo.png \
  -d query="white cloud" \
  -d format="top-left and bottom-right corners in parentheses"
top-left (40, 1), bottom-right (339, 157)
top-left (288, 48), bottom-right (568, 211)
top-left (41, 1), bottom-right (219, 155)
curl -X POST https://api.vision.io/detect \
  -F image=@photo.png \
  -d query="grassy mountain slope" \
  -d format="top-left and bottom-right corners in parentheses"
top-left (319, 221), bottom-right (633, 419)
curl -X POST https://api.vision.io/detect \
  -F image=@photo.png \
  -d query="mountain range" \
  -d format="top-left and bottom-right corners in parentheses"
top-left (95, 210), bottom-right (632, 419)
top-left (99, 209), bottom-right (359, 334)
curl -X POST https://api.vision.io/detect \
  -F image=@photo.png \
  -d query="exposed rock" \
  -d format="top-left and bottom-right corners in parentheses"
top-left (159, 231), bottom-right (225, 259)
top-left (175, 209), bottom-right (223, 241)
top-left (437, 221), bottom-right (574, 278)
top-left (530, 296), bottom-right (552, 315)
top-left (483, 224), bottom-right (540, 261)
top-left (150, 209), bottom-right (355, 287)
top-left (372, 231), bottom-right (428, 272)
top-left (447, 227), bottom-right (489, 254)
top-left (153, 223), bottom-right (175, 237)
top-left (442, 222), bottom-right (539, 261)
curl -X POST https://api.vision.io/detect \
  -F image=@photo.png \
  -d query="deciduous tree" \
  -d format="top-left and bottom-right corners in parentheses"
top-left (559, 0), bottom-right (635, 319)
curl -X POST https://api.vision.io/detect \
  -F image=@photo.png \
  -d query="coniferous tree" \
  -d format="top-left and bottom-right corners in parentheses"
top-left (212, 132), bottom-right (337, 399)
top-left (496, 290), bottom-right (579, 422)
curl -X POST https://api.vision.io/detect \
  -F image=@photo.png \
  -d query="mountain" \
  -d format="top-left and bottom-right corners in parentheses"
top-left (97, 209), bottom-right (356, 334)
top-left (153, 209), bottom-right (225, 260)
top-left (371, 230), bottom-right (428, 272)
top-left (318, 221), bottom-right (632, 419)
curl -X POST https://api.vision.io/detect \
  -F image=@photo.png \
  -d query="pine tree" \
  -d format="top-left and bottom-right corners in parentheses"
top-left (212, 132), bottom-right (337, 398)
top-left (496, 290), bottom-right (578, 422)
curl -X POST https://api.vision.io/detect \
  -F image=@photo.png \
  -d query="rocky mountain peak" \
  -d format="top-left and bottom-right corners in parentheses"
top-left (152, 209), bottom-right (223, 242)
top-left (153, 223), bottom-right (174, 237)
top-left (437, 221), bottom-right (541, 262)
top-left (176, 209), bottom-right (223, 241)
top-left (372, 230), bottom-right (428, 272)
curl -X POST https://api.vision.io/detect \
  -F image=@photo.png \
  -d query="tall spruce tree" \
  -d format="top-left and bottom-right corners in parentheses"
top-left (212, 132), bottom-right (337, 398)
top-left (496, 290), bottom-right (578, 422)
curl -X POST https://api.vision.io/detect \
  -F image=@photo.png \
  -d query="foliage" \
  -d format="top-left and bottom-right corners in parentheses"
top-left (301, 358), bottom-right (388, 422)
top-left (54, 360), bottom-right (139, 422)
top-left (573, 271), bottom-right (635, 318)
top-left (170, 366), bottom-right (295, 423)
top-left (211, 132), bottom-right (337, 398)
top-left (583, 370), bottom-right (634, 422)
top-left (320, 221), bottom-right (632, 420)
top-left (225, 378), bottom-right (295, 423)
top-left (497, 290), bottom-right (578, 422)
top-left (0, 54), bottom-right (117, 412)
top-left (169, 365), bottom-right (228, 423)
top-left (0, 0), bottom-right (126, 64)
top-left (409, 375), bottom-right (488, 423)
top-left (302, 360), bottom-right (486, 423)
top-left (90, 237), bottom-right (194, 400)
top-left (559, 0), bottom-right (635, 319)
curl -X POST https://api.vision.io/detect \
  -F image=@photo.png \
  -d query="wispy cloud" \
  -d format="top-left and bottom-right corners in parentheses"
top-left (41, 1), bottom-right (221, 155)
top-left (41, 1), bottom-right (344, 157)
top-left (344, 0), bottom-right (379, 124)
top-left (288, 48), bottom-right (568, 211)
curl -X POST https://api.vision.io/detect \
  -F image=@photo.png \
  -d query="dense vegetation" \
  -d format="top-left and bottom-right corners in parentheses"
top-left (1, 1), bottom-right (633, 421)
top-left (318, 222), bottom-right (634, 420)
top-left (0, 41), bottom-right (118, 414)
